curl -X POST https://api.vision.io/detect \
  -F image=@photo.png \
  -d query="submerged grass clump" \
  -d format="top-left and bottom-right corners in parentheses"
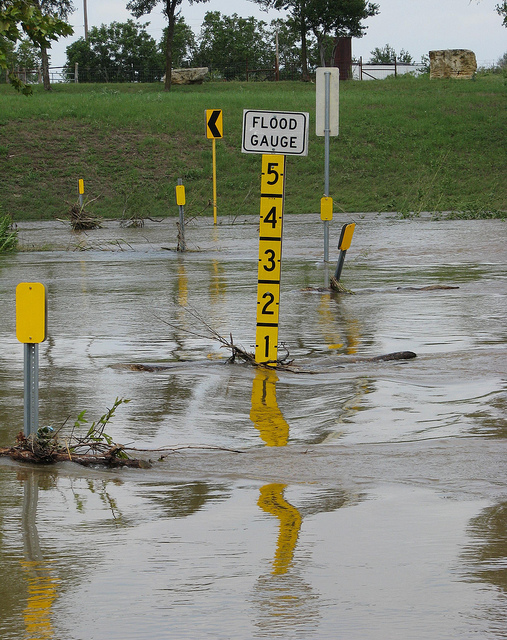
top-left (0, 214), bottom-right (18, 252)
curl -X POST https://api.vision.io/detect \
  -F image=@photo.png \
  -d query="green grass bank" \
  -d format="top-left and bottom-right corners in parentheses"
top-left (0, 75), bottom-right (506, 222)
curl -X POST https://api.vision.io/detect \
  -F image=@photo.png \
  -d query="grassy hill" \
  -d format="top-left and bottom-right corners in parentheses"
top-left (0, 74), bottom-right (505, 222)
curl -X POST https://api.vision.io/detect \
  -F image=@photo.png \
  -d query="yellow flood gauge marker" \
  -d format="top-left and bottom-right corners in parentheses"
top-left (205, 109), bottom-right (223, 225)
top-left (242, 109), bottom-right (309, 366)
top-left (16, 283), bottom-right (47, 436)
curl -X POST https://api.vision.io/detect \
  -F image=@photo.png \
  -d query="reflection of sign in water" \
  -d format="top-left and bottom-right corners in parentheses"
top-left (258, 484), bottom-right (302, 575)
top-left (250, 369), bottom-right (289, 446)
top-left (21, 473), bottom-right (59, 640)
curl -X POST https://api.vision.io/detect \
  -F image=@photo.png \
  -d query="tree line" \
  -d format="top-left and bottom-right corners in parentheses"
top-left (2, 0), bottom-right (507, 93)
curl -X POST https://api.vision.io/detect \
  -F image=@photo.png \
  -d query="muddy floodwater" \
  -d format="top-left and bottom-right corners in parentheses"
top-left (0, 213), bottom-right (506, 639)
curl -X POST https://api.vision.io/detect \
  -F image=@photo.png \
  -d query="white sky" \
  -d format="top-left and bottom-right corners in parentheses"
top-left (49, 0), bottom-right (506, 68)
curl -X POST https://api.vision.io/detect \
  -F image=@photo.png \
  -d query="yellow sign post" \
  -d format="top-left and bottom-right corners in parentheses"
top-left (255, 155), bottom-right (286, 365)
top-left (334, 222), bottom-right (356, 283)
top-left (205, 109), bottom-right (223, 225)
top-left (16, 283), bottom-right (47, 436)
top-left (78, 178), bottom-right (84, 208)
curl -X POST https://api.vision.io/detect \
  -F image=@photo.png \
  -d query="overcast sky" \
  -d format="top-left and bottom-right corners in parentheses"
top-left (49, 0), bottom-right (506, 68)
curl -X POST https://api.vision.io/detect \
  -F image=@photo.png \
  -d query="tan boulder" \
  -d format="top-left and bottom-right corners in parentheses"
top-left (162, 67), bottom-right (209, 85)
top-left (429, 49), bottom-right (477, 79)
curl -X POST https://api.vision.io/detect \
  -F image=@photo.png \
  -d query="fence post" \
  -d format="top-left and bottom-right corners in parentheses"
top-left (394, 57), bottom-right (397, 78)
top-left (359, 56), bottom-right (363, 81)
top-left (75, 62), bottom-right (79, 83)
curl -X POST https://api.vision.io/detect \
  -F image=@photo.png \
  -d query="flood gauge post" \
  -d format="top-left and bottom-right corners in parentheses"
top-left (242, 109), bottom-right (309, 366)
top-left (16, 283), bottom-right (47, 437)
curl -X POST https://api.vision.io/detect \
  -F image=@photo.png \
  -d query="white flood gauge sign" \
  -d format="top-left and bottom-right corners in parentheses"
top-left (242, 110), bottom-right (309, 156)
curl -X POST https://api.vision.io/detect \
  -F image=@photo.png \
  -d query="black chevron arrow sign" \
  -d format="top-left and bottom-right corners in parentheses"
top-left (206, 109), bottom-right (223, 139)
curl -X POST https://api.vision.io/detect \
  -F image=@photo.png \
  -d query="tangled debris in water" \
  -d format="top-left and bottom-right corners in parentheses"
top-left (68, 202), bottom-right (102, 231)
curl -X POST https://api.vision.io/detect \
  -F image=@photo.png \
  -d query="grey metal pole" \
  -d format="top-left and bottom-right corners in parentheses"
top-left (177, 178), bottom-right (186, 251)
top-left (324, 71), bottom-right (331, 263)
top-left (24, 343), bottom-right (39, 437)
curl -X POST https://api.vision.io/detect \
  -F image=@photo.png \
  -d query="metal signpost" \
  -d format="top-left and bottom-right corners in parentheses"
top-left (16, 283), bottom-right (47, 437)
top-left (175, 179), bottom-right (186, 251)
top-left (316, 67), bottom-right (339, 262)
top-left (242, 109), bottom-right (309, 366)
top-left (78, 178), bottom-right (84, 208)
top-left (205, 109), bottom-right (223, 225)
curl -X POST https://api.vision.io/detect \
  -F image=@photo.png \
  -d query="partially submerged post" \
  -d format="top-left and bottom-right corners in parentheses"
top-left (176, 179), bottom-right (186, 251)
top-left (331, 223), bottom-right (355, 291)
top-left (16, 283), bottom-right (47, 436)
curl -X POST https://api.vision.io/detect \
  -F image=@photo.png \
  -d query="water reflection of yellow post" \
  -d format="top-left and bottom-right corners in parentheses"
top-left (258, 484), bottom-right (302, 575)
top-left (209, 259), bottom-right (226, 303)
top-left (318, 293), bottom-right (360, 355)
top-left (250, 369), bottom-right (289, 446)
top-left (21, 472), bottom-right (58, 640)
top-left (177, 260), bottom-right (188, 308)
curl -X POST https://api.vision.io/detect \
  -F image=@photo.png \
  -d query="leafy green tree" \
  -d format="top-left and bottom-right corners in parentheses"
top-left (192, 12), bottom-right (273, 75)
top-left (306, 0), bottom-right (379, 67)
top-left (0, 0), bottom-right (73, 93)
top-left (160, 17), bottom-right (195, 68)
top-left (65, 20), bottom-right (163, 82)
top-left (254, 0), bottom-right (378, 79)
top-left (35, 0), bottom-right (75, 90)
top-left (127, 0), bottom-right (209, 91)
top-left (496, 1), bottom-right (507, 26)
top-left (369, 44), bottom-right (413, 64)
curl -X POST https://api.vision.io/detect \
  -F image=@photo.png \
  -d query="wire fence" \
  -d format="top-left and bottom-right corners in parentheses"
top-left (1, 60), bottom-right (497, 85)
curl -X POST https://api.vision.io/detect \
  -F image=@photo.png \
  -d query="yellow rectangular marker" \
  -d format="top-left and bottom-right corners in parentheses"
top-left (261, 155), bottom-right (285, 196)
top-left (256, 283), bottom-right (281, 325)
top-left (16, 282), bottom-right (46, 343)
top-left (339, 223), bottom-right (355, 250)
top-left (205, 109), bottom-right (223, 139)
top-left (255, 325), bottom-right (279, 364)
top-left (175, 184), bottom-right (186, 206)
top-left (320, 196), bottom-right (333, 221)
top-left (78, 179), bottom-right (84, 195)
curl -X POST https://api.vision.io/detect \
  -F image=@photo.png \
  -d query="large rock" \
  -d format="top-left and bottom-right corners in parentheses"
top-left (163, 67), bottom-right (209, 85)
top-left (429, 50), bottom-right (477, 79)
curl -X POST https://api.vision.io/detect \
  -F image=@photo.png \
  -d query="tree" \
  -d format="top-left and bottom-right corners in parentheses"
top-left (65, 20), bottom-right (164, 82)
top-left (369, 43), bottom-right (413, 64)
top-left (160, 16), bottom-right (195, 68)
top-left (254, 0), bottom-right (378, 79)
top-left (35, 0), bottom-right (75, 90)
top-left (306, 0), bottom-right (379, 68)
top-left (192, 12), bottom-right (273, 76)
top-left (496, 1), bottom-right (507, 26)
top-left (0, 0), bottom-right (73, 93)
top-left (127, 0), bottom-right (209, 91)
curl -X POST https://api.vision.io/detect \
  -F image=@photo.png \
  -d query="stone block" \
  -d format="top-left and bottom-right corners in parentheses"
top-left (429, 49), bottom-right (477, 79)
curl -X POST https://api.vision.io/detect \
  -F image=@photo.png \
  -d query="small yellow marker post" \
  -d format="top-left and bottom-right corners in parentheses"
top-left (16, 283), bottom-right (47, 436)
top-left (78, 179), bottom-right (84, 208)
top-left (255, 154), bottom-right (286, 365)
top-left (205, 109), bottom-right (223, 225)
top-left (175, 179), bottom-right (186, 251)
